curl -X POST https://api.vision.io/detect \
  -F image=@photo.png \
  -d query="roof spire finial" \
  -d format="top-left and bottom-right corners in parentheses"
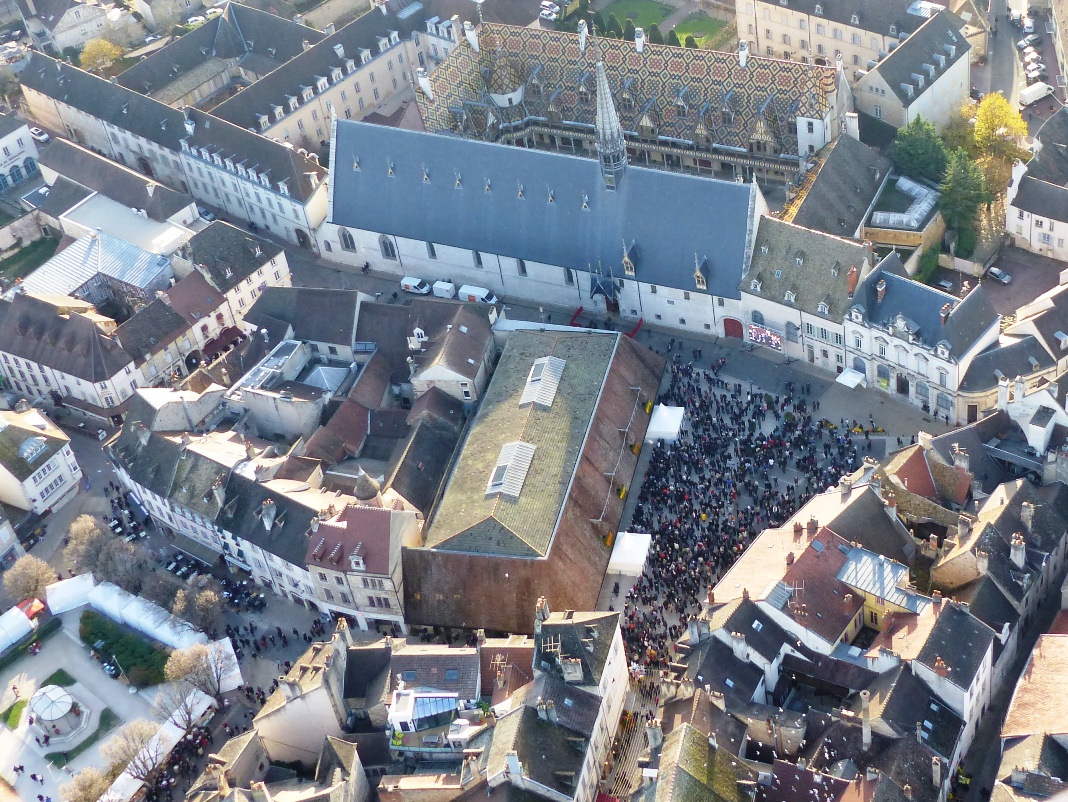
top-left (593, 27), bottom-right (626, 190)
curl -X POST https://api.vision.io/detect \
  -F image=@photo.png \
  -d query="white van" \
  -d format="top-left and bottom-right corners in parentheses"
top-left (433, 280), bottom-right (457, 298)
top-left (458, 284), bottom-right (499, 304)
top-left (400, 276), bottom-right (431, 294)
top-left (1023, 16), bottom-right (1035, 33)
top-left (1020, 81), bottom-right (1055, 106)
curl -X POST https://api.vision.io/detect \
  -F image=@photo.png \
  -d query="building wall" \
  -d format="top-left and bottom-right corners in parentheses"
top-left (50, 6), bottom-right (109, 53)
top-left (0, 121), bottom-right (38, 189)
top-left (134, 0), bottom-right (203, 32)
top-left (1007, 163), bottom-right (1068, 262)
top-left (740, 290), bottom-right (848, 372)
top-left (255, 686), bottom-right (345, 766)
top-left (0, 348), bottom-right (140, 415)
top-left (854, 52), bottom-right (969, 131)
top-left (913, 641), bottom-right (991, 769)
top-left (854, 71), bottom-right (905, 127)
top-left (736, 0), bottom-right (903, 74)
top-left (4, 443), bottom-right (82, 514)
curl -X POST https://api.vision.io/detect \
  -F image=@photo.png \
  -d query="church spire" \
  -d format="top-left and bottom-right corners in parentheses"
top-left (592, 28), bottom-right (626, 190)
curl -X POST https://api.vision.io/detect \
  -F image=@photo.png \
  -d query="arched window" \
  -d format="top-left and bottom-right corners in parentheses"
top-left (751, 310), bottom-right (765, 326)
top-left (339, 228), bottom-right (356, 251)
top-left (23, 157), bottom-right (36, 175)
top-left (379, 235), bottom-right (397, 260)
top-left (9, 164), bottom-right (22, 184)
top-left (852, 356), bottom-right (866, 374)
top-left (785, 322), bottom-right (799, 343)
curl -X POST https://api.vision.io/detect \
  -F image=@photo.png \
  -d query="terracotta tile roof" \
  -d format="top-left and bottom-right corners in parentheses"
top-left (304, 504), bottom-right (393, 575)
top-left (884, 445), bottom-right (938, 499)
top-left (1002, 634), bottom-right (1068, 738)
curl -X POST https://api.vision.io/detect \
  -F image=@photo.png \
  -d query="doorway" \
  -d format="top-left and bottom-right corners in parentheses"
top-left (723, 318), bottom-right (743, 338)
top-left (896, 374), bottom-right (910, 395)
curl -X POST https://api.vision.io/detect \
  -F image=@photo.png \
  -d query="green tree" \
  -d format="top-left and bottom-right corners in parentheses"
top-left (891, 117), bottom-right (947, 181)
top-left (939, 147), bottom-right (987, 233)
top-left (684, 34), bottom-right (698, 47)
top-left (623, 18), bottom-right (636, 40)
top-left (666, 29), bottom-right (681, 46)
top-left (578, 0), bottom-right (589, 16)
top-left (606, 12), bottom-right (622, 36)
top-left (647, 23), bottom-right (664, 44)
top-left (942, 103), bottom-right (977, 155)
top-left (592, 10), bottom-right (606, 34)
top-left (974, 92), bottom-right (1028, 163)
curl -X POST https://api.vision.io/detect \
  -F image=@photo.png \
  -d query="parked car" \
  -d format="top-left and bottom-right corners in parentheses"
top-left (29, 126), bottom-right (49, 143)
top-left (144, 33), bottom-right (161, 43)
top-left (987, 267), bottom-right (1012, 284)
top-left (540, 1), bottom-right (560, 12)
top-left (1023, 16), bottom-right (1035, 33)
top-left (186, 14), bottom-right (206, 24)
top-left (539, 9), bottom-right (558, 20)
top-left (205, 7), bottom-right (222, 16)
top-left (1023, 49), bottom-right (1043, 65)
top-left (1017, 33), bottom-right (1043, 49)
top-left (196, 205), bottom-right (216, 221)
top-left (1026, 67), bottom-right (1050, 84)
top-left (969, 87), bottom-right (985, 101)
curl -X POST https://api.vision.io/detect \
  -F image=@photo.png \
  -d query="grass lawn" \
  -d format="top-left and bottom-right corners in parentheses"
top-left (0, 236), bottom-right (58, 285)
top-left (43, 668), bottom-right (76, 687)
top-left (1, 698), bottom-right (26, 729)
top-left (670, 13), bottom-right (727, 47)
top-left (601, 0), bottom-right (670, 29)
top-left (46, 708), bottom-right (119, 767)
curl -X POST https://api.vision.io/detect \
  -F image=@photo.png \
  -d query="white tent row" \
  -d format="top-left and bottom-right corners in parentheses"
top-left (212, 638), bottom-right (243, 693)
top-left (99, 719), bottom-right (187, 802)
top-left (0, 606), bottom-right (34, 653)
top-left (646, 405), bottom-right (685, 443)
top-left (87, 581), bottom-right (208, 650)
top-left (45, 573), bottom-right (96, 614)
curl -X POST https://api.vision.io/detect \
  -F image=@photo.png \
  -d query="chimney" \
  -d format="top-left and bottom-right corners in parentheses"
top-left (951, 444), bottom-right (969, 472)
top-left (687, 618), bottom-right (700, 644)
top-left (635, 27), bottom-right (645, 52)
top-left (416, 68), bottom-right (434, 100)
top-left (1011, 533), bottom-right (1026, 569)
top-left (302, 39), bottom-right (311, 51)
top-left (997, 376), bottom-right (1010, 409)
top-left (933, 656), bottom-right (950, 678)
top-left (958, 514), bottom-right (972, 538)
top-left (928, 533), bottom-right (939, 553)
top-left (841, 477), bottom-right (853, 498)
top-left (742, 587), bottom-right (750, 601)
top-left (707, 588), bottom-right (715, 606)
top-left (860, 689), bottom-right (872, 751)
top-left (1021, 501), bottom-right (1036, 534)
top-left (645, 719), bottom-right (663, 750)
top-left (932, 589), bottom-right (943, 607)
top-left (730, 631), bottom-right (747, 661)
top-left (546, 699), bottom-right (558, 725)
top-left (793, 521), bottom-right (804, 539)
top-left (212, 476), bottom-right (226, 506)
top-left (806, 517), bottom-right (818, 537)
top-left (932, 757), bottom-right (942, 789)
top-left (876, 279), bottom-right (887, 302)
top-left (1015, 375), bottom-right (1027, 402)
top-left (536, 697), bottom-right (548, 721)
top-left (577, 19), bottom-right (588, 53)
top-left (1000, 621), bottom-right (1010, 645)
top-left (738, 39), bottom-right (749, 67)
top-left (279, 679), bottom-right (303, 700)
top-left (904, 786), bottom-right (913, 801)
top-left (940, 303), bottom-right (952, 325)
top-left (1050, 380), bottom-right (1060, 400)
top-left (884, 492), bottom-right (897, 519)
top-left (976, 549), bottom-right (989, 576)
top-left (916, 721), bottom-right (924, 743)
top-left (847, 265), bottom-right (860, 298)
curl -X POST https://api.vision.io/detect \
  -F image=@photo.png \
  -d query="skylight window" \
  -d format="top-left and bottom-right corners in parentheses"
top-left (752, 620), bottom-right (763, 632)
top-left (19, 436), bottom-right (47, 463)
top-left (486, 441), bottom-right (537, 499)
top-left (520, 356), bottom-right (565, 408)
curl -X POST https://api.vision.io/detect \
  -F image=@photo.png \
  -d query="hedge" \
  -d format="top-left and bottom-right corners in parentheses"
top-left (79, 610), bottom-right (168, 687)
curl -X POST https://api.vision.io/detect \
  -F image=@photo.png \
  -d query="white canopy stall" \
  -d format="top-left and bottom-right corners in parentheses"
top-left (645, 405), bottom-right (685, 443)
top-left (836, 368), bottom-right (867, 389)
top-left (46, 573), bottom-right (96, 614)
top-left (607, 532), bottom-right (652, 576)
top-left (0, 606), bottom-right (34, 653)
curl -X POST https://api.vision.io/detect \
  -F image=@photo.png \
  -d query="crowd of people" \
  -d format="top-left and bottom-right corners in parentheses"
top-left (143, 725), bottom-right (213, 802)
top-left (619, 356), bottom-right (864, 668)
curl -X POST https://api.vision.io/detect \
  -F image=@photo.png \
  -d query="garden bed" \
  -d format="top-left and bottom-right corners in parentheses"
top-left (79, 610), bottom-right (169, 687)
top-left (0, 698), bottom-right (25, 728)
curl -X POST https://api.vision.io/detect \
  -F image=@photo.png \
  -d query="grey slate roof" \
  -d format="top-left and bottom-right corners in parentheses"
top-left (244, 287), bottom-right (360, 347)
top-left (114, 298), bottom-right (190, 361)
top-left (187, 222), bottom-right (283, 294)
top-left (0, 410), bottom-right (68, 482)
top-left (384, 416), bottom-right (461, 516)
top-left (861, 664), bottom-right (962, 761)
top-left (211, 0), bottom-right (533, 131)
top-left (387, 640), bottom-right (480, 699)
top-left (330, 119), bottom-right (756, 299)
top-left (21, 53), bottom-right (327, 204)
top-left (34, 177), bottom-right (92, 219)
top-left (0, 112), bottom-right (26, 139)
top-left (786, 134), bottom-right (891, 237)
top-left (0, 293), bottom-right (133, 382)
top-left (1024, 107), bottom-right (1068, 186)
top-left (764, 0), bottom-right (921, 40)
top-left (1012, 177), bottom-right (1068, 224)
top-left (916, 602), bottom-right (995, 689)
top-left (533, 610), bottom-right (619, 687)
top-left (685, 637), bottom-right (764, 709)
top-left (960, 336), bottom-right (1055, 393)
top-left (38, 140), bottom-right (193, 223)
top-left (744, 217), bottom-right (871, 321)
top-left (869, 11), bottom-right (970, 106)
top-left (853, 257), bottom-right (999, 358)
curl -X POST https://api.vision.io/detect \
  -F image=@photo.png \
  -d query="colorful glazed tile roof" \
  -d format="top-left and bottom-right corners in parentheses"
top-left (416, 23), bottom-right (839, 161)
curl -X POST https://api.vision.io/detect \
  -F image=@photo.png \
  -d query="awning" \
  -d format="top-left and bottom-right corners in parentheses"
top-left (171, 531), bottom-right (222, 567)
top-left (836, 368), bottom-right (867, 389)
top-left (202, 326), bottom-right (243, 360)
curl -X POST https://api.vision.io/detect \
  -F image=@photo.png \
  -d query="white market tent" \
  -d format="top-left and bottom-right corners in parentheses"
top-left (646, 405), bottom-right (685, 443)
top-left (88, 582), bottom-right (134, 621)
top-left (100, 720), bottom-right (187, 802)
top-left (836, 368), bottom-right (867, 389)
top-left (212, 638), bottom-right (243, 692)
top-left (0, 606), bottom-right (34, 653)
top-left (607, 532), bottom-right (652, 575)
top-left (46, 573), bottom-right (96, 614)
top-left (88, 582), bottom-right (207, 650)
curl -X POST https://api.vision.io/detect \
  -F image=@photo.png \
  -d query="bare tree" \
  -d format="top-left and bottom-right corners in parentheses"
top-left (101, 719), bottom-right (165, 782)
top-left (2, 554), bottom-right (56, 601)
top-left (61, 766), bottom-right (113, 802)
top-left (153, 681), bottom-right (204, 734)
top-left (140, 571), bottom-right (182, 609)
top-left (171, 577), bottom-right (224, 633)
top-left (165, 642), bottom-right (237, 705)
top-left (97, 539), bottom-right (152, 595)
top-left (65, 515), bottom-right (108, 573)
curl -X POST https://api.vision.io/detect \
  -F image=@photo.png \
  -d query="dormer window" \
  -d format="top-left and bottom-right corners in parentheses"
top-left (795, 252), bottom-right (805, 266)
top-left (237, 165), bottom-right (248, 178)
top-left (814, 3), bottom-right (822, 14)
top-left (330, 68), bottom-right (342, 83)
top-left (889, 24), bottom-right (897, 35)
top-left (225, 157), bottom-right (234, 172)
top-left (344, 58), bottom-right (356, 74)
top-left (287, 95), bottom-right (298, 112)
top-left (256, 114), bottom-right (269, 131)
top-left (278, 179), bottom-right (290, 196)
top-left (760, 242), bottom-right (769, 254)
top-left (316, 76), bottom-right (329, 92)
top-left (751, 278), bottom-right (762, 292)
top-left (377, 36), bottom-right (389, 53)
top-left (817, 302), bottom-right (829, 315)
top-left (850, 13), bottom-right (859, 24)
top-left (301, 86), bottom-right (315, 102)
top-left (785, 290), bottom-right (796, 303)
top-left (360, 48), bottom-right (372, 65)
top-left (272, 105), bottom-right (283, 121)
top-left (259, 173), bottom-right (270, 187)
top-left (389, 30), bottom-right (399, 45)
top-left (695, 273), bottom-right (707, 291)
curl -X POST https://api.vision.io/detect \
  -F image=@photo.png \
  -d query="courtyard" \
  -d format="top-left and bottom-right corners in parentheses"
top-left (0, 609), bottom-right (160, 801)
top-left (596, 0), bottom-right (728, 47)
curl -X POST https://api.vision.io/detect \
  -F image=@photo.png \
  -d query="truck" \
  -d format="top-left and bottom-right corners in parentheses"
top-left (1019, 82), bottom-right (1055, 106)
top-left (400, 276), bottom-right (431, 294)
top-left (432, 280), bottom-right (457, 298)
top-left (457, 285), bottom-right (499, 304)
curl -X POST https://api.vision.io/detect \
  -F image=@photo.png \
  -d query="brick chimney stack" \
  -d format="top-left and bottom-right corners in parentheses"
top-left (860, 689), bottom-right (872, 751)
top-left (1011, 533), bottom-right (1026, 569)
